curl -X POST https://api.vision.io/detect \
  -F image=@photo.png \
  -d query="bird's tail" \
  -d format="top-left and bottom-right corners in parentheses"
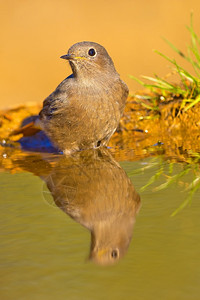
top-left (9, 118), bottom-right (42, 137)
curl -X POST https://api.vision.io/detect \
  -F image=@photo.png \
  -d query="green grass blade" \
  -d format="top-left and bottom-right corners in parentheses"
top-left (187, 47), bottom-right (200, 77)
top-left (127, 160), bottom-right (159, 176)
top-left (140, 165), bottom-right (164, 192)
top-left (168, 162), bottom-right (174, 175)
top-left (154, 50), bottom-right (176, 64)
top-left (162, 37), bottom-right (185, 58)
top-left (185, 176), bottom-right (200, 191)
top-left (171, 177), bottom-right (200, 216)
top-left (184, 94), bottom-right (200, 111)
top-left (154, 167), bottom-right (191, 191)
top-left (155, 50), bottom-right (199, 84)
top-left (135, 101), bottom-right (158, 111)
top-left (142, 75), bottom-right (176, 88)
top-left (129, 75), bottom-right (145, 86)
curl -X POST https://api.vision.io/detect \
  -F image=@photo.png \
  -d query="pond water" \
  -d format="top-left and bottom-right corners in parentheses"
top-left (0, 149), bottom-right (200, 300)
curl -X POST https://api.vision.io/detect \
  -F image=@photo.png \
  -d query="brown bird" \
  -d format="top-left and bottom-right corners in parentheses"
top-left (8, 148), bottom-right (141, 264)
top-left (12, 41), bottom-right (128, 154)
top-left (41, 148), bottom-right (141, 265)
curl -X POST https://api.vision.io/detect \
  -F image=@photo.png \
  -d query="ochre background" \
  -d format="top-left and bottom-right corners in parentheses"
top-left (1, 0), bottom-right (200, 109)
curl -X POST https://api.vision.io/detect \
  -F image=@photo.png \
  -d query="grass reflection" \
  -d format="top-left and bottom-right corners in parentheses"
top-left (127, 154), bottom-right (200, 216)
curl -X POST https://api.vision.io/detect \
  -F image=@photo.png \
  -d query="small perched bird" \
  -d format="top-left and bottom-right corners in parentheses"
top-left (12, 41), bottom-right (129, 154)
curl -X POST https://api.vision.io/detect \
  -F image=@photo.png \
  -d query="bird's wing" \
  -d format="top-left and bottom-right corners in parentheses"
top-left (10, 74), bottom-right (74, 137)
top-left (39, 74), bottom-right (73, 121)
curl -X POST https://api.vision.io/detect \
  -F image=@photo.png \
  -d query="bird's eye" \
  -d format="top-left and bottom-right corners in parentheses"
top-left (88, 48), bottom-right (96, 57)
top-left (111, 249), bottom-right (118, 259)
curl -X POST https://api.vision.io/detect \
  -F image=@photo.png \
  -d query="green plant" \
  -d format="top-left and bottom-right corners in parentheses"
top-left (131, 13), bottom-right (200, 112)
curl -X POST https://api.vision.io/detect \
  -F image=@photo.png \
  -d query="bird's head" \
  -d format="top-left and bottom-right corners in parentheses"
top-left (88, 215), bottom-right (135, 266)
top-left (60, 41), bottom-right (118, 79)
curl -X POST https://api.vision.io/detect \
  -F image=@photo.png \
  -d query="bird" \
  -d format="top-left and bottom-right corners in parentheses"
top-left (41, 148), bottom-right (141, 265)
top-left (3, 146), bottom-right (140, 264)
top-left (11, 41), bottom-right (129, 154)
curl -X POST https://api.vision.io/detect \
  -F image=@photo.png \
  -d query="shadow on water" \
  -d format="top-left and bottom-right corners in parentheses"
top-left (8, 148), bottom-right (141, 265)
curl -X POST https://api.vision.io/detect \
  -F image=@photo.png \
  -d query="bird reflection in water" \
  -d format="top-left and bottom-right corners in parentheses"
top-left (42, 148), bottom-right (141, 265)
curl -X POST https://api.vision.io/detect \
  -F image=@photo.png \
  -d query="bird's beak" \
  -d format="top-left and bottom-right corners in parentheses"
top-left (60, 54), bottom-right (87, 61)
top-left (97, 248), bottom-right (108, 257)
top-left (60, 54), bottom-right (74, 60)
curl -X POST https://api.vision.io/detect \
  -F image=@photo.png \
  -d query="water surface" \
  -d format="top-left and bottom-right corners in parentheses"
top-left (1, 152), bottom-right (200, 300)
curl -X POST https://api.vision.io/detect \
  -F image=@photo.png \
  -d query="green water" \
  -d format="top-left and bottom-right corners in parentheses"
top-left (1, 153), bottom-right (200, 300)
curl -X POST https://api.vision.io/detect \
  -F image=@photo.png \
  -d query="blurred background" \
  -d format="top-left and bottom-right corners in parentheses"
top-left (1, 0), bottom-right (200, 109)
